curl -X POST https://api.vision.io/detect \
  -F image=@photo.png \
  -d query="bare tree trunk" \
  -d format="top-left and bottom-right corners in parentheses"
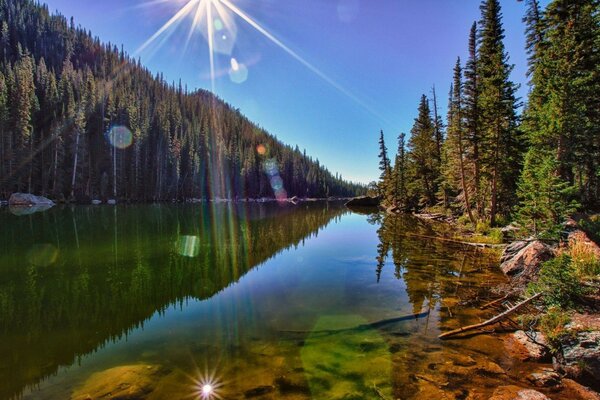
top-left (70, 130), bottom-right (80, 199)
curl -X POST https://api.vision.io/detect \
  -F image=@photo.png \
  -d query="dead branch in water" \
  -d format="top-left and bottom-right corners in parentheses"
top-left (439, 292), bottom-right (543, 339)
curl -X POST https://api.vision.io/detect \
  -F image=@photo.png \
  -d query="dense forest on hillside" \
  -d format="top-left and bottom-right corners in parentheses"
top-left (0, 0), bottom-right (363, 202)
top-left (375, 0), bottom-right (599, 237)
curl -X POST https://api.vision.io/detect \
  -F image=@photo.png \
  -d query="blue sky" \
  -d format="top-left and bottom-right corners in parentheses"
top-left (43, 0), bottom-right (547, 184)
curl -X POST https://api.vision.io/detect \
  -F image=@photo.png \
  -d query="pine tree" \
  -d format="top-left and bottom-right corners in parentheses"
top-left (464, 22), bottom-right (483, 216)
top-left (477, 0), bottom-right (521, 224)
top-left (516, 150), bottom-right (578, 237)
top-left (377, 129), bottom-right (392, 201)
top-left (444, 59), bottom-right (476, 224)
top-left (408, 95), bottom-right (439, 207)
top-left (392, 132), bottom-right (408, 209)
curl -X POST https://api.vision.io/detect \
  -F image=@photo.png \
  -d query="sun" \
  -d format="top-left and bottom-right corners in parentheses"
top-left (134, 0), bottom-right (383, 121)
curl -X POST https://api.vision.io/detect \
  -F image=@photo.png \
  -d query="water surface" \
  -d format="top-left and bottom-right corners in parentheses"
top-left (0, 202), bottom-right (522, 399)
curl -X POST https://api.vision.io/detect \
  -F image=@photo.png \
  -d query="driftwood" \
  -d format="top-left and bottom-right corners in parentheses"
top-left (480, 293), bottom-right (513, 310)
top-left (280, 310), bottom-right (430, 336)
top-left (439, 292), bottom-right (543, 339)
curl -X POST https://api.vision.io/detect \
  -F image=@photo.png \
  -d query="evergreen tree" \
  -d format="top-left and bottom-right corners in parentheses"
top-left (443, 59), bottom-right (476, 224)
top-left (464, 22), bottom-right (483, 216)
top-left (516, 150), bottom-right (578, 237)
top-left (392, 132), bottom-right (408, 209)
top-left (477, 0), bottom-right (521, 224)
top-left (408, 95), bottom-right (438, 207)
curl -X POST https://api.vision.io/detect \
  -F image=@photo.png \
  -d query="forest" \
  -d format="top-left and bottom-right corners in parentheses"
top-left (374, 0), bottom-right (599, 237)
top-left (0, 0), bottom-right (363, 202)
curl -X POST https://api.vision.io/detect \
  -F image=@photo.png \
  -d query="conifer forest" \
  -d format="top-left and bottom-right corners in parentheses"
top-left (374, 0), bottom-right (599, 236)
top-left (0, 0), bottom-right (363, 202)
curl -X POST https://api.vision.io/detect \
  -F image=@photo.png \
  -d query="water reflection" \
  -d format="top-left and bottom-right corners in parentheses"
top-left (0, 202), bottom-right (344, 400)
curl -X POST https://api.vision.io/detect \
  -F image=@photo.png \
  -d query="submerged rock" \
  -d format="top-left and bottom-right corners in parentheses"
top-left (500, 240), bottom-right (554, 278)
top-left (489, 385), bottom-right (551, 400)
top-left (244, 385), bottom-right (274, 398)
top-left (8, 192), bottom-right (54, 206)
top-left (345, 196), bottom-right (380, 208)
top-left (71, 364), bottom-right (166, 400)
top-left (527, 368), bottom-right (560, 387)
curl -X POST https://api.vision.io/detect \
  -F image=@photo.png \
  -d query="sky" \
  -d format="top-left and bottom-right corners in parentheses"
top-left (42, 0), bottom-right (548, 184)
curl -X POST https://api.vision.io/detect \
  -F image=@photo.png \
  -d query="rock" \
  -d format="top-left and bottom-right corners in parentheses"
top-left (500, 240), bottom-right (554, 277)
top-left (244, 385), bottom-right (274, 398)
top-left (527, 368), bottom-right (560, 387)
top-left (561, 378), bottom-right (600, 400)
top-left (91, 199), bottom-right (102, 205)
top-left (345, 196), bottom-right (380, 208)
top-left (476, 360), bottom-right (506, 375)
top-left (274, 375), bottom-right (311, 395)
top-left (489, 385), bottom-right (551, 400)
top-left (9, 204), bottom-right (53, 216)
top-left (555, 331), bottom-right (600, 382)
top-left (506, 331), bottom-right (550, 362)
top-left (71, 364), bottom-right (166, 400)
top-left (107, 199), bottom-right (117, 205)
top-left (8, 192), bottom-right (54, 206)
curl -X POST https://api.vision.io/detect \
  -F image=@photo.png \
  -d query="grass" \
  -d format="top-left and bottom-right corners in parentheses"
top-left (569, 239), bottom-right (600, 277)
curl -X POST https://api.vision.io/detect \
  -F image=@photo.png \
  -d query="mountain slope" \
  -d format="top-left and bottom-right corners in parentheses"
top-left (0, 0), bottom-right (363, 201)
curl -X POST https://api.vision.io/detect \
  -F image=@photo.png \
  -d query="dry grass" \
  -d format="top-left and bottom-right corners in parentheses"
top-left (567, 239), bottom-right (600, 277)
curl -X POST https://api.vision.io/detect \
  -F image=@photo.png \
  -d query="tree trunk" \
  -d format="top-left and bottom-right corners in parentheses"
top-left (71, 129), bottom-right (80, 199)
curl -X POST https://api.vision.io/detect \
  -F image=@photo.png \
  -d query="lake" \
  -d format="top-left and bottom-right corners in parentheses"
top-left (0, 202), bottom-right (524, 399)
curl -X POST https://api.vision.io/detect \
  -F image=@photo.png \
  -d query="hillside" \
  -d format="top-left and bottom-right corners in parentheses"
top-left (0, 0), bottom-right (363, 202)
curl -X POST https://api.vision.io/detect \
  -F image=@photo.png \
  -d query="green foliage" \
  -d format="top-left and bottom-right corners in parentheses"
top-left (528, 255), bottom-right (583, 308)
top-left (516, 150), bottom-right (579, 238)
top-left (538, 306), bottom-right (572, 352)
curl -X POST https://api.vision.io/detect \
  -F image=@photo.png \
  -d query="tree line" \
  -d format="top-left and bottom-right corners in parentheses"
top-left (0, 0), bottom-right (364, 202)
top-left (375, 0), bottom-right (599, 237)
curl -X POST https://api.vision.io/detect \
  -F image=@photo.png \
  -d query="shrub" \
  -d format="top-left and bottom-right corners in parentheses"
top-left (568, 240), bottom-right (600, 277)
top-left (528, 254), bottom-right (583, 308)
top-left (538, 306), bottom-right (572, 352)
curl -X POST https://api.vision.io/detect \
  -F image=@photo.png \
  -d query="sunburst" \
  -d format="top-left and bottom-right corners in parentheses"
top-left (134, 0), bottom-right (383, 120)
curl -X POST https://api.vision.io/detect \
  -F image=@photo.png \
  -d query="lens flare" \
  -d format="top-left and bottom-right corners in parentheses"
top-left (107, 126), bottom-right (133, 149)
top-left (177, 235), bottom-right (201, 257)
top-left (189, 367), bottom-right (225, 399)
top-left (256, 144), bottom-right (267, 156)
top-left (263, 158), bottom-right (287, 201)
top-left (228, 57), bottom-right (248, 83)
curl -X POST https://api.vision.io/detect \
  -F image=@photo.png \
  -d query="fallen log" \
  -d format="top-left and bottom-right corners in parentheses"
top-left (439, 292), bottom-right (543, 339)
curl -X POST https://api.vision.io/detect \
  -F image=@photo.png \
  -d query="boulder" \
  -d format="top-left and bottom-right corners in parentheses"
top-left (107, 199), bottom-right (117, 205)
top-left (8, 192), bottom-right (54, 206)
top-left (505, 331), bottom-right (550, 362)
top-left (527, 368), bottom-right (560, 387)
top-left (489, 386), bottom-right (551, 400)
top-left (500, 240), bottom-right (554, 277)
top-left (91, 199), bottom-right (102, 205)
top-left (345, 196), bottom-right (380, 208)
top-left (71, 364), bottom-right (167, 400)
top-left (561, 378), bottom-right (600, 400)
top-left (554, 331), bottom-right (600, 382)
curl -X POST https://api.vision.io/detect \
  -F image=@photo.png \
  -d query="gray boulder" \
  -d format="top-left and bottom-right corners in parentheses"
top-left (554, 331), bottom-right (600, 382)
top-left (8, 193), bottom-right (54, 206)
